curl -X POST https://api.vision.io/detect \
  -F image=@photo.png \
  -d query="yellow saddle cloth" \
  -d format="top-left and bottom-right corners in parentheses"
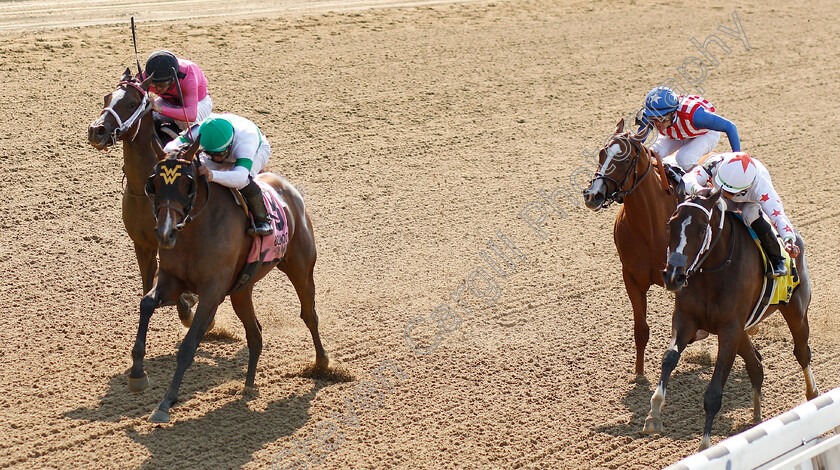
top-left (745, 234), bottom-right (800, 330)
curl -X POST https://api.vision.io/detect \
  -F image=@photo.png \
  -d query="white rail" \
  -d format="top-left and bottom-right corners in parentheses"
top-left (665, 386), bottom-right (840, 470)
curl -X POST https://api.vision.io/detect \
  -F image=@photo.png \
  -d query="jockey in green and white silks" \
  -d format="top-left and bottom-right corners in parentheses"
top-left (164, 113), bottom-right (273, 236)
top-left (682, 152), bottom-right (797, 278)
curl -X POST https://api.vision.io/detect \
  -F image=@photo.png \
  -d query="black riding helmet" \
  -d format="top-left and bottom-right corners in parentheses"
top-left (144, 50), bottom-right (187, 83)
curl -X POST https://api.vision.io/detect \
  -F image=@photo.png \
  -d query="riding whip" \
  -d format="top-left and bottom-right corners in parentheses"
top-left (171, 66), bottom-right (194, 141)
top-left (130, 17), bottom-right (142, 77)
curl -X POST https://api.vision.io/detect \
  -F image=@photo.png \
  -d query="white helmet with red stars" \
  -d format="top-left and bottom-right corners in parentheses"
top-left (715, 152), bottom-right (757, 194)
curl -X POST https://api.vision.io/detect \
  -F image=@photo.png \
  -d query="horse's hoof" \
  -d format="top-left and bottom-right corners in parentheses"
top-left (699, 435), bottom-right (712, 451)
top-left (642, 416), bottom-right (662, 435)
top-left (243, 384), bottom-right (259, 396)
top-left (127, 373), bottom-right (150, 393)
top-left (148, 409), bottom-right (171, 423)
top-left (315, 355), bottom-right (330, 371)
top-left (177, 293), bottom-right (196, 328)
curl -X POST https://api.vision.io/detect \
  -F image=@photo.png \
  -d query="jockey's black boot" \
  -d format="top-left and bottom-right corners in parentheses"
top-left (240, 180), bottom-right (273, 237)
top-left (751, 217), bottom-right (787, 278)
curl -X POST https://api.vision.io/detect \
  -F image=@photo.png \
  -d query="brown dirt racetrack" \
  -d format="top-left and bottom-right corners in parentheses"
top-left (1, 0), bottom-right (839, 468)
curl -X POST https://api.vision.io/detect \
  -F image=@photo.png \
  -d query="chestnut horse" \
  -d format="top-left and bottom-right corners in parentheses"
top-left (582, 119), bottom-right (678, 375)
top-left (135, 138), bottom-right (328, 423)
top-left (644, 191), bottom-right (818, 450)
top-left (88, 68), bottom-right (196, 325)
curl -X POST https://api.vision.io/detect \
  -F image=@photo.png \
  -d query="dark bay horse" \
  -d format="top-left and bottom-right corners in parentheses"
top-left (582, 119), bottom-right (679, 375)
top-left (88, 68), bottom-right (196, 325)
top-left (644, 191), bottom-right (818, 450)
top-left (137, 138), bottom-right (328, 423)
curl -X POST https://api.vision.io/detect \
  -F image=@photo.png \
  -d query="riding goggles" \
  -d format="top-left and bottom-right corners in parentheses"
top-left (648, 112), bottom-right (674, 124)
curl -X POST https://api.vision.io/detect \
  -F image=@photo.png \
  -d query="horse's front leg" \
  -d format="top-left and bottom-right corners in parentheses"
top-left (132, 241), bottom-right (157, 295)
top-left (129, 274), bottom-right (181, 392)
top-left (149, 291), bottom-right (223, 423)
top-left (644, 314), bottom-right (693, 435)
top-left (622, 268), bottom-right (650, 376)
top-left (700, 327), bottom-right (740, 450)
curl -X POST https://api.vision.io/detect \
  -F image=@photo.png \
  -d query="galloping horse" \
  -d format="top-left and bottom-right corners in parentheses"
top-left (644, 190), bottom-right (818, 450)
top-left (582, 119), bottom-right (679, 375)
top-left (136, 138), bottom-right (327, 423)
top-left (88, 68), bottom-right (196, 324)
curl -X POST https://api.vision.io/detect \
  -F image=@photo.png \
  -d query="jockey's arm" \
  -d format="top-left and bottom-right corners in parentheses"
top-left (162, 123), bottom-right (202, 153)
top-left (208, 163), bottom-right (250, 189)
top-left (682, 165), bottom-right (711, 195)
top-left (692, 108), bottom-right (741, 152)
top-left (754, 177), bottom-right (796, 244)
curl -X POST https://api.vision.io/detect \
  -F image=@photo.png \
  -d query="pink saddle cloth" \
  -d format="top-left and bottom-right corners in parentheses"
top-left (246, 181), bottom-right (290, 264)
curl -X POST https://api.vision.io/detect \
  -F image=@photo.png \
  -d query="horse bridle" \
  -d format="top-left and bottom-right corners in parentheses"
top-left (668, 197), bottom-right (734, 282)
top-left (589, 134), bottom-right (653, 207)
top-left (97, 81), bottom-right (152, 147)
top-left (146, 159), bottom-right (210, 231)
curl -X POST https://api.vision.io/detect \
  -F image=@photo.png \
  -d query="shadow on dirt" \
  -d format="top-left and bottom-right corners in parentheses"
top-left (594, 363), bottom-right (759, 445)
top-left (64, 346), bottom-right (348, 468)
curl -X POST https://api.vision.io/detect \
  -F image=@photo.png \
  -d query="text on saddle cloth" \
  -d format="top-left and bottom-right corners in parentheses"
top-left (246, 181), bottom-right (289, 264)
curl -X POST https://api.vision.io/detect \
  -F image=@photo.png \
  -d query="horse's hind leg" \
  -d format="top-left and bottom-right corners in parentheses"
top-left (282, 251), bottom-right (328, 371)
top-left (622, 269), bottom-right (650, 376)
top-left (780, 294), bottom-right (819, 400)
top-left (230, 286), bottom-right (262, 389)
top-left (644, 315), bottom-right (694, 436)
top-left (700, 327), bottom-right (740, 451)
top-left (737, 332), bottom-right (764, 424)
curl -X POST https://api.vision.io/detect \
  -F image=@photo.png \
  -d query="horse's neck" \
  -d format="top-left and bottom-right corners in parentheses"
top-left (121, 115), bottom-right (159, 194)
top-left (706, 209), bottom-right (734, 265)
top-left (622, 151), bottom-right (674, 225)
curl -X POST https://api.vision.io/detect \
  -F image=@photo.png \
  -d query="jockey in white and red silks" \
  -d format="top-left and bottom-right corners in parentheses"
top-left (683, 152), bottom-right (797, 279)
top-left (142, 50), bottom-right (212, 138)
top-left (636, 86), bottom-right (741, 172)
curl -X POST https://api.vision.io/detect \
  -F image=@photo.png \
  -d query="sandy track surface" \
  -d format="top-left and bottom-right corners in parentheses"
top-left (0, 0), bottom-right (485, 31)
top-left (1, 0), bottom-right (839, 468)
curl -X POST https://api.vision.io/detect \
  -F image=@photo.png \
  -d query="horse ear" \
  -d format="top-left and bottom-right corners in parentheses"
top-left (139, 73), bottom-right (155, 90)
top-left (122, 68), bottom-right (132, 81)
top-left (629, 124), bottom-right (649, 143)
top-left (151, 138), bottom-right (166, 160)
top-left (181, 135), bottom-right (202, 162)
top-left (614, 118), bottom-right (625, 134)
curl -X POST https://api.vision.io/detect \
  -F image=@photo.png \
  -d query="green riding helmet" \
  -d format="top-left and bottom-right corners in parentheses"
top-left (199, 117), bottom-right (234, 152)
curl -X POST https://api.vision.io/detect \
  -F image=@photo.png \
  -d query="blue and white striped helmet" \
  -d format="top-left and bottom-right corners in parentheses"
top-left (643, 86), bottom-right (680, 118)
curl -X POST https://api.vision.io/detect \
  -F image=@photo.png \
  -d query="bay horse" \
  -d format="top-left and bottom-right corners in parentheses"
top-left (644, 190), bottom-right (818, 450)
top-left (88, 68), bottom-right (197, 325)
top-left (582, 118), bottom-right (679, 375)
top-left (137, 137), bottom-right (328, 423)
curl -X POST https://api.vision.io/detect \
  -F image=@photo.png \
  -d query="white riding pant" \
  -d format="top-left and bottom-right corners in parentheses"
top-left (153, 94), bottom-right (214, 130)
top-left (653, 130), bottom-right (721, 171)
